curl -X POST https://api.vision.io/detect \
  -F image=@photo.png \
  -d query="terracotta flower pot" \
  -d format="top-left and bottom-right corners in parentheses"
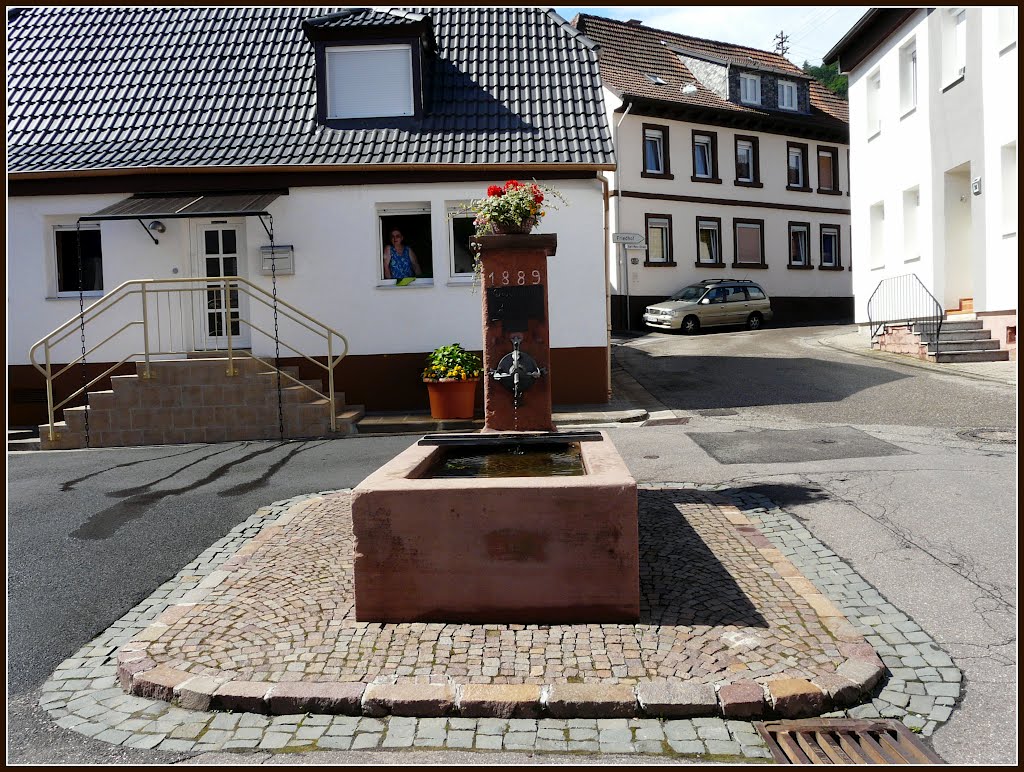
top-left (424, 379), bottom-right (479, 419)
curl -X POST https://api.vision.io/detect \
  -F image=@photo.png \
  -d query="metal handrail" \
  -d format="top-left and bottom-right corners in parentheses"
top-left (29, 276), bottom-right (350, 441)
top-left (866, 273), bottom-right (944, 357)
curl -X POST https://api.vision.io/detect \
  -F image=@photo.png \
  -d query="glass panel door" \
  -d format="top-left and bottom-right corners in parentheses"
top-left (198, 224), bottom-right (248, 349)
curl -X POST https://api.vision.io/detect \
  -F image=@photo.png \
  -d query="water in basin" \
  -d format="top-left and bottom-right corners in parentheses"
top-left (424, 442), bottom-right (585, 478)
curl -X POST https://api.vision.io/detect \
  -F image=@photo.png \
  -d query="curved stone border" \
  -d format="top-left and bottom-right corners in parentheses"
top-left (112, 489), bottom-right (884, 721)
top-left (37, 484), bottom-right (962, 753)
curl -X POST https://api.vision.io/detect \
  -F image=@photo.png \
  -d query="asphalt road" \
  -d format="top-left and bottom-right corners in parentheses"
top-left (7, 324), bottom-right (1017, 764)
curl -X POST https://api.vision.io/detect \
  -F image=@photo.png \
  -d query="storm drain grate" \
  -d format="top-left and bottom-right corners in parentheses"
top-left (755, 719), bottom-right (944, 765)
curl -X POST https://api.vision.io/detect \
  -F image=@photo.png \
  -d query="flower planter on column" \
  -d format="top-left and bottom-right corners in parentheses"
top-left (425, 379), bottom-right (479, 419)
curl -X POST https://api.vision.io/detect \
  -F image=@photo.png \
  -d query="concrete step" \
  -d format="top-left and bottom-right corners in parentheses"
top-left (926, 339), bottom-right (1001, 353)
top-left (914, 319), bottom-right (984, 332)
top-left (919, 329), bottom-right (993, 343)
top-left (930, 350), bottom-right (1010, 363)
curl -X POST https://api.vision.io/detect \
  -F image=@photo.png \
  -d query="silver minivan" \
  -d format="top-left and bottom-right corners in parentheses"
top-left (643, 279), bottom-right (773, 334)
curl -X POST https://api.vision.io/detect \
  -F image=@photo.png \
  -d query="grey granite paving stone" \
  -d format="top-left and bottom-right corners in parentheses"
top-left (536, 739), bottom-right (568, 751)
top-left (668, 739), bottom-right (706, 755)
top-left (697, 724), bottom-right (731, 741)
top-left (238, 713), bottom-right (271, 729)
top-left (741, 745), bottom-right (772, 758)
top-left (209, 714), bottom-right (240, 730)
top-left (475, 735), bottom-right (503, 750)
top-left (158, 739), bottom-right (195, 752)
top-left (569, 727), bottom-right (598, 740)
top-left (599, 727), bottom-right (632, 743)
top-left (259, 732), bottom-right (291, 749)
top-left (706, 739), bottom-right (742, 756)
top-left (351, 732), bottom-right (383, 749)
top-left (568, 740), bottom-right (600, 752)
top-left (232, 728), bottom-right (265, 741)
top-left (503, 733), bottom-right (537, 749)
top-left (476, 718), bottom-right (508, 735)
top-left (124, 733), bottom-right (166, 750)
top-left (600, 742), bottom-right (635, 754)
top-left (296, 726), bottom-right (327, 740)
top-left (317, 736), bottom-right (352, 750)
top-left (94, 729), bottom-right (131, 746)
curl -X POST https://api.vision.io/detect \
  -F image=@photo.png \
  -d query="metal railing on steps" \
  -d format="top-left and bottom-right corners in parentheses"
top-left (866, 273), bottom-right (943, 357)
top-left (29, 276), bottom-right (349, 441)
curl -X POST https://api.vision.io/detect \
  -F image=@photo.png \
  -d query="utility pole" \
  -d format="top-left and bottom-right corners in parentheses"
top-left (773, 30), bottom-right (790, 57)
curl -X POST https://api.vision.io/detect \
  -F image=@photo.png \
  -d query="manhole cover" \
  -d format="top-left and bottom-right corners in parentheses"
top-left (755, 719), bottom-right (944, 764)
top-left (956, 428), bottom-right (1016, 444)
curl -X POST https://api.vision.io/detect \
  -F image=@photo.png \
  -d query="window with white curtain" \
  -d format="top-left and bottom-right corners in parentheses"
top-left (326, 44), bottom-right (414, 119)
top-left (739, 73), bottom-right (761, 104)
top-left (777, 80), bottom-right (798, 110)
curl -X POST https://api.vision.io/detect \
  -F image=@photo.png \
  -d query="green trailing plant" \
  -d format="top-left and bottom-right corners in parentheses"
top-left (422, 343), bottom-right (482, 382)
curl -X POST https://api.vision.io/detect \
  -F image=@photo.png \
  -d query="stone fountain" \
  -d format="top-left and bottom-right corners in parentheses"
top-left (351, 234), bottom-right (639, 623)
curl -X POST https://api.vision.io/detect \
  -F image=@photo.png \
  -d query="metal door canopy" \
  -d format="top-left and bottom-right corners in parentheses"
top-left (686, 426), bottom-right (910, 465)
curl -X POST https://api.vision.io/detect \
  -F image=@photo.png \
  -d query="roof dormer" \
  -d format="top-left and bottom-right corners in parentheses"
top-left (302, 8), bottom-right (437, 129)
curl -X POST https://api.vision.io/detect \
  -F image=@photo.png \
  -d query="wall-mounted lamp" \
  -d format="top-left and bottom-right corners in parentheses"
top-left (148, 221), bottom-right (166, 233)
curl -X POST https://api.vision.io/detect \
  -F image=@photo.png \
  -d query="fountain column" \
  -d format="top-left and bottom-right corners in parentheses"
top-left (474, 234), bottom-right (557, 432)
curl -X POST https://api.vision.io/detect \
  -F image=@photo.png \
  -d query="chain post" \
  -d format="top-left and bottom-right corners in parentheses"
top-left (269, 215), bottom-right (284, 440)
top-left (76, 221), bottom-right (91, 448)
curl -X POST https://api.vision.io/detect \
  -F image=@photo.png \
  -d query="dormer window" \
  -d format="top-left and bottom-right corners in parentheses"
top-left (326, 44), bottom-right (414, 119)
top-left (303, 8), bottom-right (436, 129)
top-left (777, 79), bottom-right (798, 110)
top-left (739, 73), bottom-right (761, 104)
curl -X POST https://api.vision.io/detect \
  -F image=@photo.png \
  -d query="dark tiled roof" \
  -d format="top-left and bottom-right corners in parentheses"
top-left (6, 7), bottom-right (614, 174)
top-left (304, 7), bottom-right (427, 30)
top-left (574, 14), bottom-right (848, 127)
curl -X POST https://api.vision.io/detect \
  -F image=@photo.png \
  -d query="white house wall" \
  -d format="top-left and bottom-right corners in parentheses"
top-left (9, 179), bottom-right (607, 366)
top-left (845, 7), bottom-right (1018, 324)
top-left (607, 112), bottom-right (851, 304)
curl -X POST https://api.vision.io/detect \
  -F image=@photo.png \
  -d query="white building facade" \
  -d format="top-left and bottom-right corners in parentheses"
top-left (575, 14), bottom-right (853, 329)
top-left (826, 7), bottom-right (1017, 354)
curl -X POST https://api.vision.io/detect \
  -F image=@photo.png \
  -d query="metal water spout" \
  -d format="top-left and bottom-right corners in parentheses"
top-left (490, 334), bottom-right (545, 407)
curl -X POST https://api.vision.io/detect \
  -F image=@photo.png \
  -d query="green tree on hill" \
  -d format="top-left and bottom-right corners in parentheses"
top-left (802, 60), bottom-right (848, 99)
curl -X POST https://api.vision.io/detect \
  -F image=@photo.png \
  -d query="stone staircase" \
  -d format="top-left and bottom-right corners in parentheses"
top-left (38, 357), bottom-right (363, 450)
top-left (875, 317), bottom-right (1011, 364)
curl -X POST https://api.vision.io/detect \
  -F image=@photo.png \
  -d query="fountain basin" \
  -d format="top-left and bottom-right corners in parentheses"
top-left (351, 430), bottom-right (639, 623)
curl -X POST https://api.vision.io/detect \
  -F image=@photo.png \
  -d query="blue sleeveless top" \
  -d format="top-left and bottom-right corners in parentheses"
top-left (389, 245), bottom-right (414, 279)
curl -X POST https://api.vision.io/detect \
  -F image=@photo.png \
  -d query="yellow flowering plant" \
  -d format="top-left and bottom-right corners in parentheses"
top-left (422, 343), bottom-right (483, 382)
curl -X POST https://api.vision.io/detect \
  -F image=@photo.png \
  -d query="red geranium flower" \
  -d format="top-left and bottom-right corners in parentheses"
top-left (504, 179), bottom-right (522, 191)
top-left (486, 185), bottom-right (503, 197)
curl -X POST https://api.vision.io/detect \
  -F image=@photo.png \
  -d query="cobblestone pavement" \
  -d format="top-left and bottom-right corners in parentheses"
top-left (37, 486), bottom-right (962, 758)
top-left (139, 489), bottom-right (840, 686)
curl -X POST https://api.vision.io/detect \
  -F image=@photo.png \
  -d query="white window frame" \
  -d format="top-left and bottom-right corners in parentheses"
top-left (446, 204), bottom-right (477, 282)
top-left (789, 223), bottom-right (810, 266)
top-left (693, 134), bottom-right (713, 178)
top-left (326, 44), bottom-right (414, 120)
top-left (644, 128), bottom-right (665, 174)
top-left (696, 219), bottom-right (720, 264)
top-left (820, 226), bottom-right (840, 268)
top-left (739, 73), bottom-right (761, 104)
top-left (53, 223), bottom-right (104, 298)
top-left (788, 146), bottom-right (805, 188)
top-left (736, 140), bottom-right (754, 183)
top-left (866, 71), bottom-right (882, 137)
top-left (899, 40), bottom-right (918, 115)
top-left (777, 79), bottom-right (798, 110)
top-left (646, 217), bottom-right (672, 264)
top-left (376, 203), bottom-right (434, 288)
top-left (953, 9), bottom-right (967, 76)
top-left (817, 149), bottom-right (837, 192)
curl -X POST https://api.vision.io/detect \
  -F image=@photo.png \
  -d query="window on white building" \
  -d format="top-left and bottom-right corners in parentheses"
top-left (953, 9), bottom-right (967, 75)
top-left (54, 224), bottom-right (103, 296)
top-left (817, 147), bottom-right (839, 193)
top-left (866, 70), bottom-right (881, 137)
top-left (643, 125), bottom-right (669, 175)
top-left (899, 40), bottom-right (917, 114)
top-left (378, 204), bottom-right (433, 284)
top-left (733, 220), bottom-right (764, 266)
top-left (903, 187), bottom-right (920, 262)
top-left (448, 208), bottom-right (477, 278)
top-left (1002, 143), bottom-right (1017, 237)
top-left (999, 7), bottom-right (1017, 52)
top-left (696, 218), bottom-right (721, 264)
top-left (327, 44), bottom-right (414, 120)
top-left (820, 225), bottom-right (841, 268)
top-left (740, 73), bottom-right (761, 104)
top-left (870, 202), bottom-right (885, 269)
top-left (735, 138), bottom-right (757, 184)
top-left (645, 215), bottom-right (673, 264)
top-left (787, 143), bottom-right (809, 189)
top-left (788, 222), bottom-right (810, 267)
top-left (693, 133), bottom-right (714, 179)
top-left (777, 79), bottom-right (798, 110)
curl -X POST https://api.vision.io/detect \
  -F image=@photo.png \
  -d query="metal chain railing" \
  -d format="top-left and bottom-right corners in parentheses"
top-left (76, 221), bottom-right (91, 447)
top-left (268, 215), bottom-right (284, 440)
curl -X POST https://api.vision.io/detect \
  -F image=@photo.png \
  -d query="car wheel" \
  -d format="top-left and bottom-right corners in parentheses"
top-left (746, 312), bottom-right (763, 331)
top-left (682, 315), bottom-right (701, 335)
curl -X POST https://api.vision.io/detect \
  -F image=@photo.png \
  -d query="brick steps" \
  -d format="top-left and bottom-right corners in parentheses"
top-left (39, 357), bottom-right (358, 449)
top-left (877, 316), bottom-right (1012, 363)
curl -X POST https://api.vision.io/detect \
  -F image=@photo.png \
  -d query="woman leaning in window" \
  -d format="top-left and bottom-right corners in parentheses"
top-left (382, 228), bottom-right (423, 281)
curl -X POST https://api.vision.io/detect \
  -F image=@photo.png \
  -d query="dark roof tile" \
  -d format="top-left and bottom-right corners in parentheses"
top-left (7, 6), bottom-right (614, 173)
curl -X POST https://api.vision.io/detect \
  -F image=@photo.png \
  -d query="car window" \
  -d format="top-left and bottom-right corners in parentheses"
top-left (747, 286), bottom-right (766, 300)
top-left (707, 288), bottom-right (728, 303)
top-left (725, 287), bottom-right (747, 302)
top-left (670, 285), bottom-right (706, 302)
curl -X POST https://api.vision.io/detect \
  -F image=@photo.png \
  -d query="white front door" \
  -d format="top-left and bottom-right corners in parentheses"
top-left (195, 221), bottom-right (250, 350)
